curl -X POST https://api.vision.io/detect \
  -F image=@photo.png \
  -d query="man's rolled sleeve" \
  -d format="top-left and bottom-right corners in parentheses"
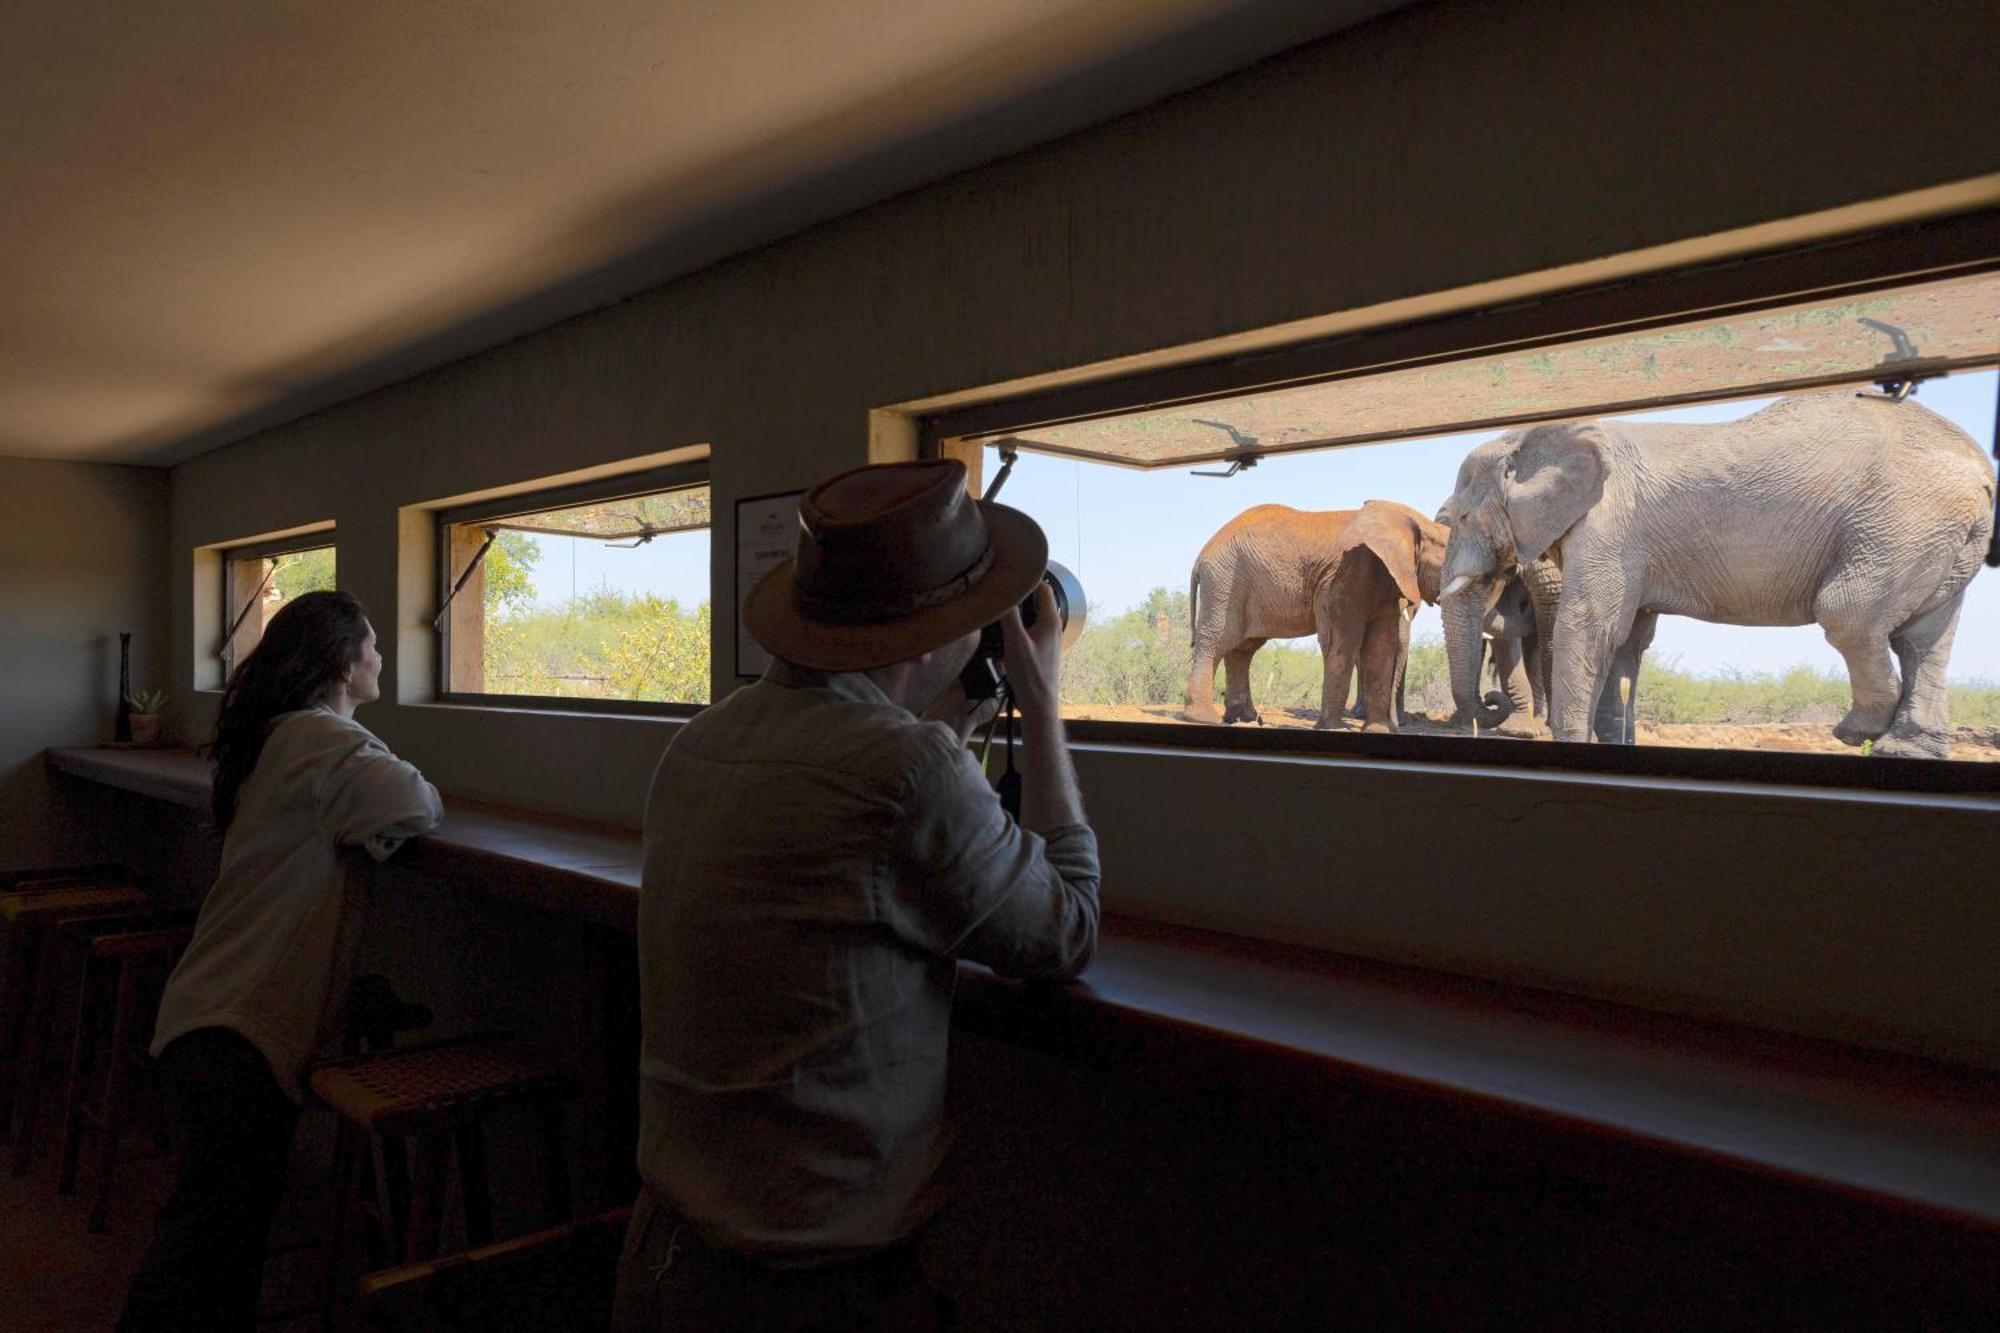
top-left (889, 731), bottom-right (1099, 980)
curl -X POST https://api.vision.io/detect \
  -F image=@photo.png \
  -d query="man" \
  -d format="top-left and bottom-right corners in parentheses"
top-left (615, 459), bottom-right (1100, 1331)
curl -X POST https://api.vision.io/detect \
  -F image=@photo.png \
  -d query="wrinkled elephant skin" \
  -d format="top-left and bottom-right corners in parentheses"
top-left (1185, 500), bottom-right (1449, 730)
top-left (1436, 393), bottom-right (1996, 756)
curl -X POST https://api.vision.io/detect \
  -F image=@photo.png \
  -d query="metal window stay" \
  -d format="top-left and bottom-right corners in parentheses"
top-left (217, 562), bottom-right (278, 657)
top-left (431, 528), bottom-right (499, 630)
top-left (428, 511), bottom-right (701, 629)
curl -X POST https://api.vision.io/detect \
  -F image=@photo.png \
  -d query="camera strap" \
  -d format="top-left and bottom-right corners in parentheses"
top-left (996, 695), bottom-right (1022, 820)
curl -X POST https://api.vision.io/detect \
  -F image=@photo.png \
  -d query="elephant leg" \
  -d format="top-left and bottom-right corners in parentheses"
top-left (1185, 637), bottom-right (1225, 723)
top-left (1355, 614), bottom-right (1402, 732)
top-left (1314, 566), bottom-right (1377, 730)
top-left (1876, 597), bottom-right (1962, 759)
top-left (1485, 635), bottom-right (1544, 737)
top-left (1592, 610), bottom-right (1657, 744)
top-left (1818, 592), bottom-right (1902, 746)
top-left (1550, 586), bottom-right (1638, 744)
top-left (1525, 632), bottom-right (1547, 719)
top-left (1392, 605), bottom-right (1411, 729)
top-left (1490, 637), bottom-right (1534, 718)
top-left (1315, 633), bottom-right (1358, 729)
top-left (1221, 640), bottom-right (1267, 725)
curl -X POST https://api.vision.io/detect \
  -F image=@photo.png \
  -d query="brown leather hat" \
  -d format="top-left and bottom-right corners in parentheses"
top-left (742, 459), bottom-right (1049, 672)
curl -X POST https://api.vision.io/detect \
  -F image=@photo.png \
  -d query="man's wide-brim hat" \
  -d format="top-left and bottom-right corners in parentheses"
top-left (743, 459), bottom-right (1048, 672)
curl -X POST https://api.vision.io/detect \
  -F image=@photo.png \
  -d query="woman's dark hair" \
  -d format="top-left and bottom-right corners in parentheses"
top-left (208, 590), bottom-right (371, 832)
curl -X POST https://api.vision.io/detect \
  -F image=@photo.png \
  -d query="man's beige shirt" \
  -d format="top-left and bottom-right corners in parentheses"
top-left (637, 665), bottom-right (1100, 1260)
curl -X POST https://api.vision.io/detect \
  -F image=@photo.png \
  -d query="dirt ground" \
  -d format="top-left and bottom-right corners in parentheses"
top-left (1062, 703), bottom-right (2000, 763)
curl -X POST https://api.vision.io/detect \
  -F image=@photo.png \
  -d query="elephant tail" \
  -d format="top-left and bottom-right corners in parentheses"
top-left (1189, 565), bottom-right (1201, 648)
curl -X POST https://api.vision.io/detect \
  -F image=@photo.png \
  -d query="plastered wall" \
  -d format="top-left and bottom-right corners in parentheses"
top-left (166, 0), bottom-right (2000, 1065)
top-left (0, 458), bottom-right (169, 866)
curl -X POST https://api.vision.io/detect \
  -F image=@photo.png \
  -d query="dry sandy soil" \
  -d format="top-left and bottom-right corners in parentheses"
top-left (1062, 703), bottom-right (2000, 763)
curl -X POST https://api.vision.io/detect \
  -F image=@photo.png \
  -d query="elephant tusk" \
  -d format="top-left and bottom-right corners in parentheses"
top-left (1441, 575), bottom-right (1473, 598)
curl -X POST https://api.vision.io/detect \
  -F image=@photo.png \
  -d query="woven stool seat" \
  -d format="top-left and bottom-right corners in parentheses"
top-left (313, 1035), bottom-right (576, 1313)
top-left (0, 864), bottom-right (130, 894)
top-left (2, 883), bottom-right (148, 923)
top-left (311, 1040), bottom-right (572, 1136)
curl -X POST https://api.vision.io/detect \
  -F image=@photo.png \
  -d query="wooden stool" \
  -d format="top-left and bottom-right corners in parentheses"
top-left (312, 1039), bottom-right (576, 1315)
top-left (252, 976), bottom-right (438, 1327)
top-left (0, 862), bottom-right (132, 893)
top-left (52, 910), bottom-right (195, 1230)
top-left (1, 876), bottom-right (148, 1146)
top-left (357, 1206), bottom-right (631, 1333)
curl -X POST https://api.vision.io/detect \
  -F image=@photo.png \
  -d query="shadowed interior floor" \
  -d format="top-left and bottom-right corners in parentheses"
top-left (0, 1100), bottom-right (327, 1332)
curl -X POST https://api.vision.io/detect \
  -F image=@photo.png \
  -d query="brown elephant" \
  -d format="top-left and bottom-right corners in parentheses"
top-left (1184, 500), bottom-right (1447, 730)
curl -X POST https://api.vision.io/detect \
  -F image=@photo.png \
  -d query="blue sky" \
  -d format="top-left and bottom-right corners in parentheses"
top-left (529, 369), bottom-right (1998, 682)
top-left (524, 524), bottom-right (709, 611)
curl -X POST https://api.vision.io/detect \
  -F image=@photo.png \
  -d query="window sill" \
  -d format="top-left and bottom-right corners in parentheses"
top-left (422, 695), bottom-right (702, 721)
top-left (1062, 718), bottom-right (2000, 797)
top-left (1065, 734), bottom-right (2000, 814)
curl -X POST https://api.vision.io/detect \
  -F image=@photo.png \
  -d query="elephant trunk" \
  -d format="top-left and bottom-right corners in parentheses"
top-left (1443, 589), bottom-right (1511, 729)
top-left (1520, 557), bottom-right (1563, 718)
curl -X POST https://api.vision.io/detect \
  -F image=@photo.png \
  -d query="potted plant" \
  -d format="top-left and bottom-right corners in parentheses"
top-left (127, 688), bottom-right (170, 746)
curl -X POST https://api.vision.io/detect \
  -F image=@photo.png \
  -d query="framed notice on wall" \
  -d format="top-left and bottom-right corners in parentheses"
top-left (734, 489), bottom-right (805, 678)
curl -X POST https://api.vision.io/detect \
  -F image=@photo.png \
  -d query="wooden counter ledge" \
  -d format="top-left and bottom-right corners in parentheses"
top-left (46, 744), bottom-right (2000, 1300)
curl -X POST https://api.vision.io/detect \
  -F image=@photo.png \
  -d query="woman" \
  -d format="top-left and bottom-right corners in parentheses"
top-left (121, 591), bottom-right (442, 1331)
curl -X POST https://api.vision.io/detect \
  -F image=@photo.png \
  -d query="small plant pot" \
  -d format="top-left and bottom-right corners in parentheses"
top-left (128, 714), bottom-right (162, 746)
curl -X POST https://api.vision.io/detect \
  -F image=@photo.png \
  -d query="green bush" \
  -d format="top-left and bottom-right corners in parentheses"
top-left (269, 547), bottom-right (336, 601)
top-left (485, 587), bottom-right (710, 703)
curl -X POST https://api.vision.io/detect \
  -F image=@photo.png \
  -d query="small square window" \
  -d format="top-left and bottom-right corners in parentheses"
top-left (437, 468), bottom-right (711, 712)
top-left (220, 540), bottom-right (337, 677)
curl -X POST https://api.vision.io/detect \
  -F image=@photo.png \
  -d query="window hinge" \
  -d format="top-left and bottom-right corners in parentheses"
top-left (1188, 418), bottom-right (1262, 477)
top-left (981, 440), bottom-right (1022, 502)
top-left (1853, 317), bottom-right (1938, 402)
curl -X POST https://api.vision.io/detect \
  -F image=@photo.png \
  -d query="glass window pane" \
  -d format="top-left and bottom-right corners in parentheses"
top-left (448, 485), bottom-right (711, 704)
top-left (990, 368), bottom-right (1998, 764)
top-left (225, 545), bottom-right (336, 670)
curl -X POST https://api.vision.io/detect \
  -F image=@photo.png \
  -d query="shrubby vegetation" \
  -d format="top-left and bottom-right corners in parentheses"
top-left (1059, 585), bottom-right (2000, 727)
top-left (480, 533), bottom-right (711, 703)
top-left (1638, 657), bottom-right (2000, 728)
top-left (268, 547), bottom-right (336, 603)
top-left (1061, 586), bottom-right (1447, 715)
top-left (464, 556), bottom-right (1999, 728)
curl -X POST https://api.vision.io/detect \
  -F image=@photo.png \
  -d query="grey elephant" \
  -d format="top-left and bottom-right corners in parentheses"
top-left (1436, 392), bottom-right (1995, 757)
top-left (1446, 556), bottom-right (1654, 741)
top-left (1475, 570), bottom-right (1553, 729)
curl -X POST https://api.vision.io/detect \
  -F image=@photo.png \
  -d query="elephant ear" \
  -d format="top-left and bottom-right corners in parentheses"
top-left (1502, 424), bottom-right (1607, 563)
top-left (1337, 501), bottom-right (1428, 608)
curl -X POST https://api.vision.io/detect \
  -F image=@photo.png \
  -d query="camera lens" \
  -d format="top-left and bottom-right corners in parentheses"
top-left (959, 561), bottom-right (1086, 701)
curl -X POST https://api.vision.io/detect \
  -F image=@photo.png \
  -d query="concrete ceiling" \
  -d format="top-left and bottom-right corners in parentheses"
top-left (1, 0), bottom-right (1398, 466)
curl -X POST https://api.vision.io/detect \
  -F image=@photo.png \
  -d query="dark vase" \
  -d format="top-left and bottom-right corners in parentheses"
top-left (114, 632), bottom-right (133, 743)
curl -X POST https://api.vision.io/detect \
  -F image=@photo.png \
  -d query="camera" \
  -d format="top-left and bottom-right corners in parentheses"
top-left (960, 561), bottom-right (1086, 702)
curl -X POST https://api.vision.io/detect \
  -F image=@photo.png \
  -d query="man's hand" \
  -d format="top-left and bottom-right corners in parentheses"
top-left (998, 582), bottom-right (1085, 832)
top-left (921, 678), bottom-right (1001, 743)
top-left (999, 583), bottom-right (1063, 722)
